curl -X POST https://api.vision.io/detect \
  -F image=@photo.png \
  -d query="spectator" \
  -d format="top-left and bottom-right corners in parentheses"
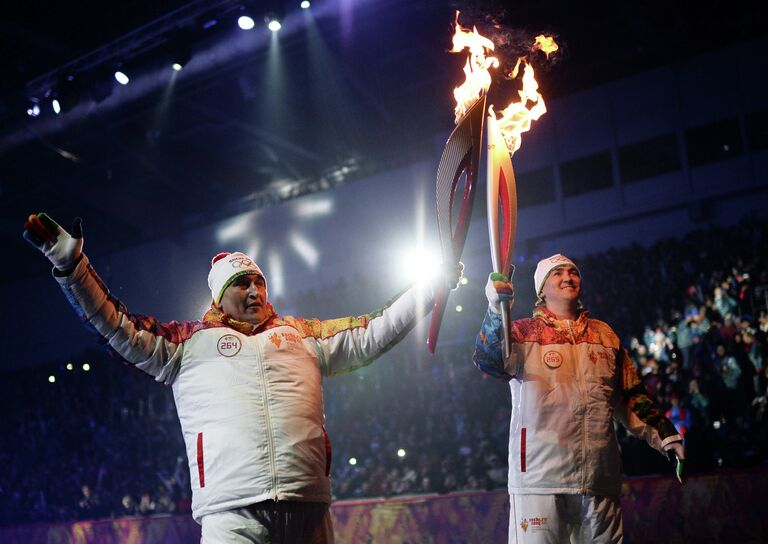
top-left (666, 394), bottom-right (692, 438)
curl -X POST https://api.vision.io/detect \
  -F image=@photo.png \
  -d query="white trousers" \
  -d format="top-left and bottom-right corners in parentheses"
top-left (201, 500), bottom-right (334, 544)
top-left (509, 494), bottom-right (623, 544)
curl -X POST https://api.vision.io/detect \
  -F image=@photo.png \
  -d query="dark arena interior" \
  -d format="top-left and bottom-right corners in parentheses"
top-left (1, 1), bottom-right (767, 542)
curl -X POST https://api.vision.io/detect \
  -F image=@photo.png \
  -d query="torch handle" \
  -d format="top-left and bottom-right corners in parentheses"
top-left (427, 284), bottom-right (449, 353)
top-left (500, 299), bottom-right (511, 361)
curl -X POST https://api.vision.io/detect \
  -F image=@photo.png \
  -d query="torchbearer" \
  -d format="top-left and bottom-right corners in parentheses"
top-left (473, 254), bottom-right (685, 544)
top-left (23, 212), bottom-right (461, 544)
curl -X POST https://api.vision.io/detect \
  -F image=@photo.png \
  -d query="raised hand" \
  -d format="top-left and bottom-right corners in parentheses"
top-left (485, 272), bottom-right (514, 314)
top-left (23, 213), bottom-right (84, 273)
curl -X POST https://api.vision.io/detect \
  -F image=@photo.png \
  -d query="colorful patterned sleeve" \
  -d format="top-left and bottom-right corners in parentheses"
top-left (297, 283), bottom-right (434, 377)
top-left (472, 309), bottom-right (512, 381)
top-left (55, 254), bottom-right (195, 384)
top-left (615, 347), bottom-right (682, 452)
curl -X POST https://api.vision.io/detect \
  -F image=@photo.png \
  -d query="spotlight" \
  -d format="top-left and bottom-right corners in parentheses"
top-left (455, 305), bottom-right (463, 313)
top-left (238, 15), bottom-right (255, 30)
top-left (114, 71), bottom-right (130, 85)
top-left (264, 11), bottom-right (283, 32)
top-left (167, 28), bottom-right (193, 72)
top-left (52, 99), bottom-right (61, 114)
top-left (398, 247), bottom-right (441, 283)
top-left (26, 101), bottom-right (41, 117)
top-left (460, 277), bottom-right (468, 285)
top-left (83, 363), bottom-right (91, 372)
top-left (300, 1), bottom-right (311, 8)
top-left (397, 448), bottom-right (406, 458)
top-left (66, 363), bottom-right (73, 371)
top-left (48, 375), bottom-right (56, 383)
top-left (348, 457), bottom-right (357, 466)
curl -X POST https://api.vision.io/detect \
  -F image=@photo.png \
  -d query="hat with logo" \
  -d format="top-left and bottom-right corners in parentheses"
top-left (534, 254), bottom-right (579, 304)
top-left (207, 252), bottom-right (265, 305)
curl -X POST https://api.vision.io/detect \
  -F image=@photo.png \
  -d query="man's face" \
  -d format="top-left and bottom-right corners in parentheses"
top-left (540, 265), bottom-right (581, 306)
top-left (219, 273), bottom-right (268, 325)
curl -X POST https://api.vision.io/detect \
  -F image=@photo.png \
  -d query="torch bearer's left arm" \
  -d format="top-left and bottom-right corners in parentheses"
top-left (472, 273), bottom-right (517, 380)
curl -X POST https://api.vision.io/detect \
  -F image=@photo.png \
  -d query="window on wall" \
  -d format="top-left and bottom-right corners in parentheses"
top-left (746, 108), bottom-right (768, 151)
top-left (618, 134), bottom-right (680, 183)
top-left (685, 118), bottom-right (743, 166)
top-left (560, 151), bottom-right (613, 197)
top-left (516, 167), bottom-right (555, 207)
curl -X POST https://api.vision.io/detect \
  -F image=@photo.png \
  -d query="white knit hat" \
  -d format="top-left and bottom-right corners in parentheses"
top-left (534, 254), bottom-right (579, 302)
top-left (207, 252), bottom-right (265, 305)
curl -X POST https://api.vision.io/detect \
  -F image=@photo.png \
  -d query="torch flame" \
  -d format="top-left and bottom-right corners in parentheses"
top-left (532, 35), bottom-right (559, 57)
top-left (492, 34), bottom-right (558, 155)
top-left (450, 11), bottom-right (499, 123)
top-left (449, 14), bottom-right (557, 155)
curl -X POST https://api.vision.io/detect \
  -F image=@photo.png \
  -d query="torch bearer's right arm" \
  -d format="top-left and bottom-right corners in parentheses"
top-left (472, 273), bottom-right (516, 381)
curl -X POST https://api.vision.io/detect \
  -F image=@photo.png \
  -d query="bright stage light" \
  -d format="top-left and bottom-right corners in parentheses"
top-left (217, 213), bottom-right (254, 243)
top-left (114, 71), bottom-right (130, 85)
top-left (460, 277), bottom-right (468, 285)
top-left (172, 63), bottom-right (183, 71)
top-left (66, 363), bottom-right (73, 371)
top-left (268, 252), bottom-right (284, 297)
top-left (397, 448), bottom-right (406, 458)
top-left (349, 457), bottom-right (357, 466)
top-left (295, 198), bottom-right (333, 218)
top-left (300, 1), bottom-right (311, 8)
top-left (48, 375), bottom-right (56, 383)
top-left (83, 363), bottom-right (91, 372)
top-left (238, 15), bottom-right (255, 30)
top-left (290, 233), bottom-right (319, 268)
top-left (27, 103), bottom-right (40, 117)
top-left (268, 19), bottom-right (282, 32)
top-left (455, 305), bottom-right (463, 313)
top-left (398, 248), bottom-right (441, 284)
top-left (52, 99), bottom-right (61, 114)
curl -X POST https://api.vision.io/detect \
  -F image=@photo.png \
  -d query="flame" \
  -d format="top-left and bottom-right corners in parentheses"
top-left (491, 34), bottom-right (558, 154)
top-left (448, 14), bottom-right (557, 154)
top-left (532, 35), bottom-right (559, 57)
top-left (450, 11), bottom-right (498, 123)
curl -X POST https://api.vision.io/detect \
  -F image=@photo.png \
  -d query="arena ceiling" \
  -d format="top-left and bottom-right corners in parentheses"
top-left (0, 0), bottom-right (764, 283)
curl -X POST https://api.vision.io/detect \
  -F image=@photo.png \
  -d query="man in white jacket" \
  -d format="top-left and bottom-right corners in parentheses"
top-left (473, 254), bottom-right (684, 544)
top-left (24, 212), bottom-right (458, 543)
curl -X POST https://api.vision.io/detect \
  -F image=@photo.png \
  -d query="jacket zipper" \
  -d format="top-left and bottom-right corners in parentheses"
top-left (255, 338), bottom-right (279, 500)
top-left (567, 319), bottom-right (588, 494)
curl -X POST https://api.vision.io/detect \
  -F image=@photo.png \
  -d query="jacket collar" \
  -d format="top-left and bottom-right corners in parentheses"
top-left (533, 305), bottom-right (590, 337)
top-left (202, 302), bottom-right (277, 335)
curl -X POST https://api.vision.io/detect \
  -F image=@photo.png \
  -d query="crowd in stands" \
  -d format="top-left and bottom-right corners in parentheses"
top-left (1, 218), bottom-right (765, 526)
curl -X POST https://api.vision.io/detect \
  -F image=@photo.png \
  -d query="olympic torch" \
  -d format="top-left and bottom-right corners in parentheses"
top-left (486, 112), bottom-right (517, 359)
top-left (482, 36), bottom-right (559, 358)
top-left (427, 14), bottom-right (496, 353)
top-left (427, 12), bottom-right (558, 354)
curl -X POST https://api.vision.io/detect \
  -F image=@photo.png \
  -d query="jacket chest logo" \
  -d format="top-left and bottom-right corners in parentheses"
top-left (268, 331), bottom-right (302, 349)
top-left (588, 348), bottom-right (614, 366)
top-left (543, 350), bottom-right (563, 369)
top-left (217, 334), bottom-right (242, 357)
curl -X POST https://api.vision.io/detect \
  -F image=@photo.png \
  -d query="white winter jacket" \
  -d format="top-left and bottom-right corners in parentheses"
top-left (473, 306), bottom-right (681, 496)
top-left (56, 255), bottom-right (433, 522)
